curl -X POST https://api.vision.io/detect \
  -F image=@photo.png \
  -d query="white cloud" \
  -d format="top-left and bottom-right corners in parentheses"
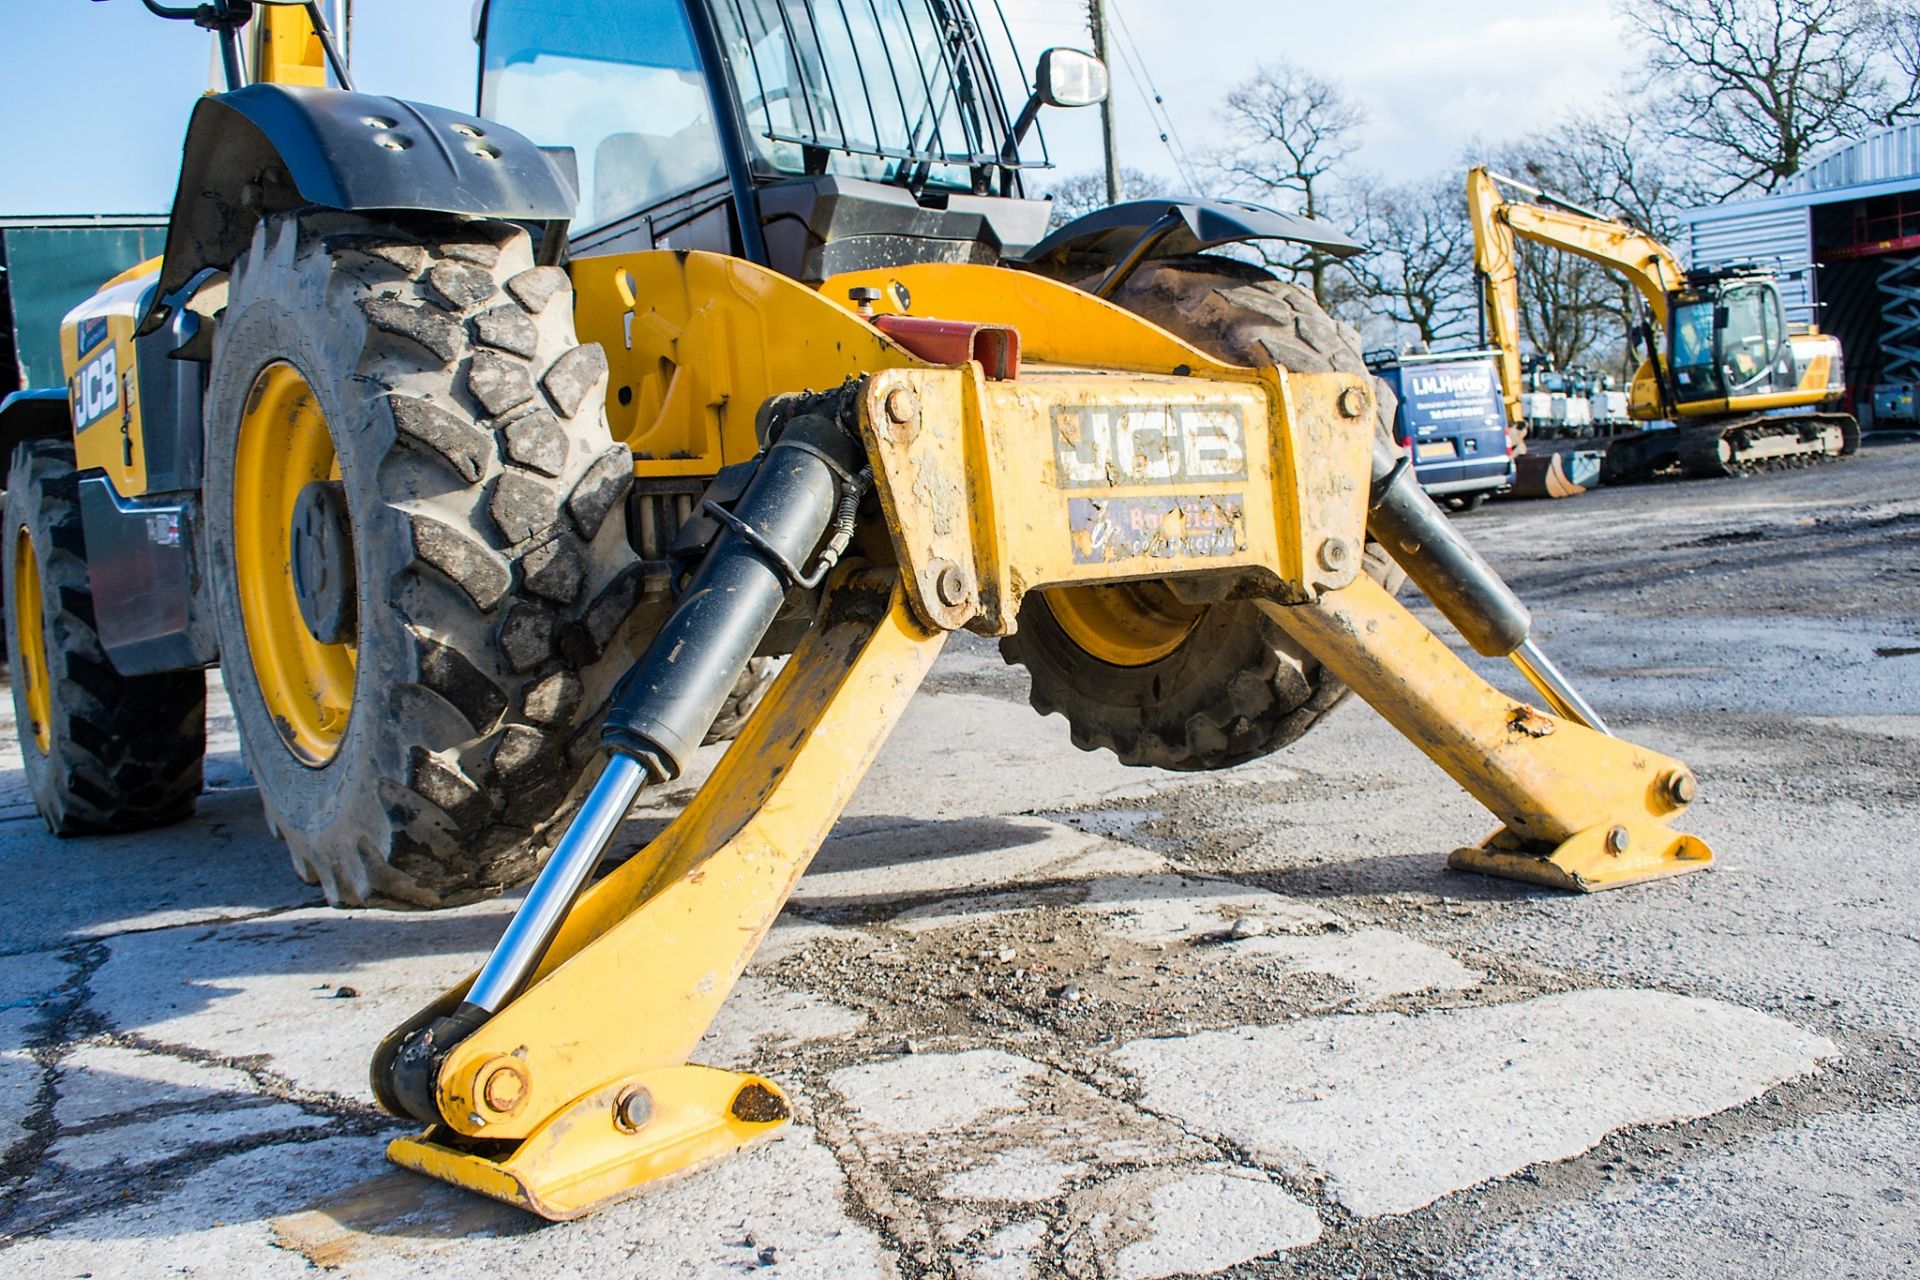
top-left (1008, 0), bottom-right (1636, 190)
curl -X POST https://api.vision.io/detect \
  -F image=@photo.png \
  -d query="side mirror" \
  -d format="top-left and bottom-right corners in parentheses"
top-left (1003, 49), bottom-right (1109, 162)
top-left (1034, 48), bottom-right (1109, 109)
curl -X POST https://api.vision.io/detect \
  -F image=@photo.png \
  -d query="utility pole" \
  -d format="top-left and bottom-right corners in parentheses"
top-left (1088, 0), bottom-right (1121, 205)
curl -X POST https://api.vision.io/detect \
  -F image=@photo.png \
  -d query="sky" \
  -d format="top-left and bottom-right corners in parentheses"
top-left (0, 0), bottom-right (1638, 217)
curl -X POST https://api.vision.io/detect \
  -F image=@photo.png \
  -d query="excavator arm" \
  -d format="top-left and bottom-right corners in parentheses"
top-left (1466, 166), bottom-right (1685, 427)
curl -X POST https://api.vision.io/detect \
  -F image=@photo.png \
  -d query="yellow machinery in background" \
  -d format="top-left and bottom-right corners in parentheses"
top-left (1468, 166), bottom-right (1858, 479)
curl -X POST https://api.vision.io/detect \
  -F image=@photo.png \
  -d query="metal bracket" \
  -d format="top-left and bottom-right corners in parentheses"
top-left (1257, 580), bottom-right (1711, 893)
top-left (376, 569), bottom-right (947, 1218)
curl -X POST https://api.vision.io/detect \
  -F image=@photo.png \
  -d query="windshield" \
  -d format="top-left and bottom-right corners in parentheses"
top-left (710, 0), bottom-right (1017, 190)
top-left (481, 0), bottom-right (728, 231)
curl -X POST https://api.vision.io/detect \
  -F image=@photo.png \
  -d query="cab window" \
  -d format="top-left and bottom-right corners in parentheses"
top-left (481, 0), bottom-right (727, 231)
top-left (710, 0), bottom-right (985, 191)
top-left (1669, 299), bottom-right (1717, 397)
top-left (1719, 284), bottom-right (1776, 391)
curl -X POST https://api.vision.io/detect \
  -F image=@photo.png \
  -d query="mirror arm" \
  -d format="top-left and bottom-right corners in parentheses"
top-left (1000, 93), bottom-right (1044, 165)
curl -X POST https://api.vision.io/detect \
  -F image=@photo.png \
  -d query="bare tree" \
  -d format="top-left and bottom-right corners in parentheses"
top-left (1042, 167), bottom-right (1170, 229)
top-left (1207, 61), bottom-right (1367, 305)
top-left (1540, 106), bottom-right (1700, 242)
top-left (1619, 0), bottom-right (1920, 194)
top-left (1344, 174), bottom-right (1477, 351)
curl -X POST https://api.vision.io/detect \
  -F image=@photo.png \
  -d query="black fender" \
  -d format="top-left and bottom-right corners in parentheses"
top-left (141, 83), bottom-right (577, 330)
top-left (1020, 197), bottom-right (1362, 283)
top-left (0, 390), bottom-right (74, 492)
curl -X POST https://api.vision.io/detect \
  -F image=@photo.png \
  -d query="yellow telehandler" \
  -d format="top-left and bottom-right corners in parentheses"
top-left (2, 0), bottom-right (1710, 1219)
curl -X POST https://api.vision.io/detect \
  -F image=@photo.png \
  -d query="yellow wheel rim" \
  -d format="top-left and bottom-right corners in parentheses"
top-left (1044, 582), bottom-right (1204, 667)
top-left (234, 363), bottom-right (356, 766)
top-left (13, 526), bottom-right (53, 755)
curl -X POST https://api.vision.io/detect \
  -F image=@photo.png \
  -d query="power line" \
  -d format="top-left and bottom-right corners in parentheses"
top-left (1103, 0), bottom-right (1200, 189)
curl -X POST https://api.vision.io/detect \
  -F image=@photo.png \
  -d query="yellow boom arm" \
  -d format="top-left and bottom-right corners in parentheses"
top-left (1466, 166), bottom-right (1685, 427)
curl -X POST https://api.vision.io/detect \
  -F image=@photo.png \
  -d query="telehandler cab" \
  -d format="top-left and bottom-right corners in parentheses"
top-left (3, 0), bottom-right (1711, 1218)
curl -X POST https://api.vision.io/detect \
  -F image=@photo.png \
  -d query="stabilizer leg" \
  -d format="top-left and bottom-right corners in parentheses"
top-left (378, 570), bottom-right (946, 1218)
top-left (1258, 579), bottom-right (1711, 892)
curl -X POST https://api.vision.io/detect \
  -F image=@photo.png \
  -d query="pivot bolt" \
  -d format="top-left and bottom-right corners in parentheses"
top-left (1317, 537), bottom-right (1353, 573)
top-left (1337, 385), bottom-right (1369, 419)
top-left (1665, 770), bottom-right (1697, 806)
top-left (1605, 825), bottom-right (1631, 855)
top-left (291, 480), bottom-right (357, 645)
top-left (934, 561), bottom-right (972, 608)
top-left (481, 1062), bottom-right (528, 1115)
top-left (884, 386), bottom-right (919, 425)
top-left (614, 1085), bottom-right (654, 1133)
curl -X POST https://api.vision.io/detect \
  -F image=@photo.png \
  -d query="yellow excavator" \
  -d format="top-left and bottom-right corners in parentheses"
top-left (1468, 166), bottom-right (1859, 480)
top-left (6, 2), bottom-right (1713, 1220)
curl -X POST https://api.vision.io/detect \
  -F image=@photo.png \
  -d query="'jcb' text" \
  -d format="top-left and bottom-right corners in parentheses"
top-left (1052, 403), bottom-right (1248, 489)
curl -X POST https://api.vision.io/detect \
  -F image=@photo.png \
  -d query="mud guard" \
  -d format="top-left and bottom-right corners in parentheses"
top-left (1020, 197), bottom-right (1362, 281)
top-left (139, 84), bottom-right (577, 332)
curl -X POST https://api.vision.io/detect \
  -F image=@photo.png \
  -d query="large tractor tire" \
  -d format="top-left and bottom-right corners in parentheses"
top-left (1002, 256), bottom-right (1404, 770)
top-left (4, 440), bottom-right (205, 832)
top-left (203, 212), bottom-right (643, 907)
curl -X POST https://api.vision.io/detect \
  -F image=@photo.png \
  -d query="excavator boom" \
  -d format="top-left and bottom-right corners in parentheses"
top-left (1467, 167), bottom-right (1684, 430)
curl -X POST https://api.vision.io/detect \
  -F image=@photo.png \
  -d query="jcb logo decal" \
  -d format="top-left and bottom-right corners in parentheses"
top-left (1052, 404), bottom-right (1248, 489)
top-left (73, 347), bottom-right (119, 430)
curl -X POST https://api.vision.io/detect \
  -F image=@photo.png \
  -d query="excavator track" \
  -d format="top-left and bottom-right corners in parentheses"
top-left (1673, 412), bottom-right (1859, 479)
top-left (1604, 412), bottom-right (1859, 482)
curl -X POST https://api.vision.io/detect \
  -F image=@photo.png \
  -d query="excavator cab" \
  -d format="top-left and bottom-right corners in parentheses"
top-left (1667, 270), bottom-right (1796, 407)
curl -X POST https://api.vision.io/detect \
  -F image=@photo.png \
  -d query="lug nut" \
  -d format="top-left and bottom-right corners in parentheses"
top-left (1665, 770), bottom-right (1697, 805)
top-left (1605, 825), bottom-right (1631, 855)
top-left (1337, 385), bottom-right (1369, 419)
top-left (614, 1086), bottom-right (654, 1133)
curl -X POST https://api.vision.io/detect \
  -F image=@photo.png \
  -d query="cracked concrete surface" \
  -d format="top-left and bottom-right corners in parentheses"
top-left (1, 443), bottom-right (1918, 1277)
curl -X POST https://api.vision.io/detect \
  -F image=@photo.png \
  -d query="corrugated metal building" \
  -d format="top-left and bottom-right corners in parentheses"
top-left (1677, 122), bottom-right (1920, 429)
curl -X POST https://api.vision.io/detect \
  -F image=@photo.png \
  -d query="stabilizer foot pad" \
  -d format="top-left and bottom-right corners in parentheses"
top-left (1449, 817), bottom-right (1713, 892)
top-left (387, 1064), bottom-right (790, 1221)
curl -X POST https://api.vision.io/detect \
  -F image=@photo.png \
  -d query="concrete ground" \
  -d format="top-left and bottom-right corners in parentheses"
top-left (2, 440), bottom-right (1917, 1279)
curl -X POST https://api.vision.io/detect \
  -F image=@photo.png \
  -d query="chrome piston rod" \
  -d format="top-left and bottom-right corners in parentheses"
top-left (1510, 638), bottom-right (1612, 737)
top-left (463, 753), bottom-right (651, 1013)
top-left (1367, 439), bottom-right (1613, 736)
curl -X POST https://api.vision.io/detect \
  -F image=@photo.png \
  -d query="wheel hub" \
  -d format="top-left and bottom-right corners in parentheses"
top-left (12, 525), bottom-right (52, 755)
top-left (291, 480), bottom-right (357, 645)
top-left (233, 362), bottom-right (357, 767)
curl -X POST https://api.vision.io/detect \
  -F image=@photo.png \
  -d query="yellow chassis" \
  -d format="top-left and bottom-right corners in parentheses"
top-left (378, 252), bottom-right (1710, 1218)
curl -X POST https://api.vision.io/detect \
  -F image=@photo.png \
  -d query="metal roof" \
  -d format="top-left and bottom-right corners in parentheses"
top-left (1679, 123), bottom-right (1920, 227)
top-left (1784, 122), bottom-right (1920, 193)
